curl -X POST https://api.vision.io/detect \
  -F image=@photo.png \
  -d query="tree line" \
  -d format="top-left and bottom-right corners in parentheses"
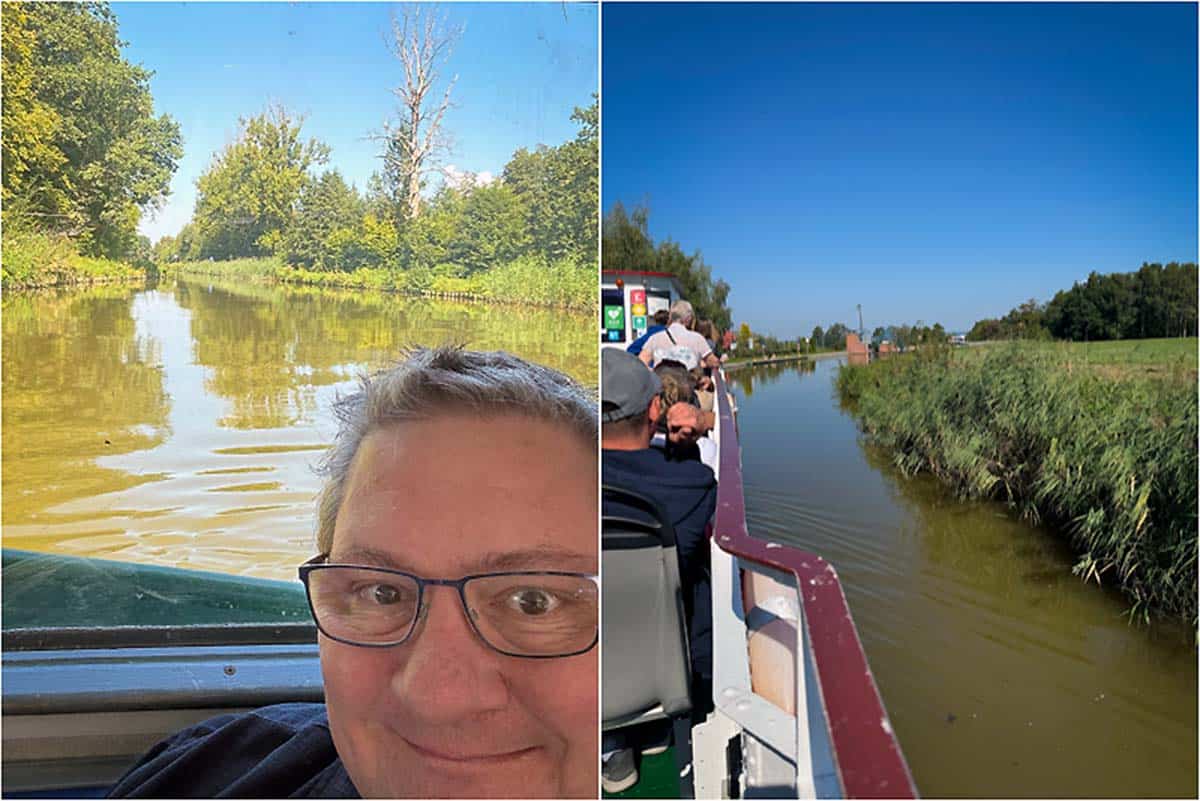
top-left (1, 2), bottom-right (181, 262)
top-left (968, 262), bottom-right (1198, 342)
top-left (154, 99), bottom-right (597, 281)
top-left (602, 202), bottom-right (732, 331)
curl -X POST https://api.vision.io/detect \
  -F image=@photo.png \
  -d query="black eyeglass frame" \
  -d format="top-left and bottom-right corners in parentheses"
top-left (297, 554), bottom-right (599, 659)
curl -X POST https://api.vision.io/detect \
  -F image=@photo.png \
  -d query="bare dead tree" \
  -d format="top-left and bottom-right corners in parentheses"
top-left (375, 5), bottom-right (462, 222)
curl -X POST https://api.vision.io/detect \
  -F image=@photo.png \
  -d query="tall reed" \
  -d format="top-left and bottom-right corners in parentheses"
top-left (837, 343), bottom-right (1198, 624)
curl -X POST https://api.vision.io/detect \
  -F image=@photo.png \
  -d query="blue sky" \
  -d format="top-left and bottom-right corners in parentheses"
top-left (115, 2), bottom-right (597, 242)
top-left (603, 3), bottom-right (1198, 337)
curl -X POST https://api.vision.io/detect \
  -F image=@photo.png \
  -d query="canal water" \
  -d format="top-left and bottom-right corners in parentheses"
top-left (2, 278), bottom-right (594, 593)
top-left (729, 358), bottom-right (1197, 798)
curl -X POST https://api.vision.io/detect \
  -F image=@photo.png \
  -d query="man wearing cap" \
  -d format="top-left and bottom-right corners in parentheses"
top-left (638, 300), bottom-right (720, 370)
top-left (600, 347), bottom-right (717, 792)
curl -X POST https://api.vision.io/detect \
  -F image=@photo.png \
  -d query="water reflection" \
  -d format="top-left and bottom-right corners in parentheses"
top-left (733, 357), bottom-right (1197, 798)
top-left (726, 358), bottom-right (814, 397)
top-left (2, 278), bottom-right (594, 582)
top-left (2, 287), bottom-right (170, 533)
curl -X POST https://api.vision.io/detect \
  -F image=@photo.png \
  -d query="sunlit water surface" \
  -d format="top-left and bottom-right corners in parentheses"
top-left (730, 358), bottom-right (1197, 799)
top-left (2, 278), bottom-right (594, 583)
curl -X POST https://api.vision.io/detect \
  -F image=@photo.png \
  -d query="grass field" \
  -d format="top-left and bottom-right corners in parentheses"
top-left (837, 340), bottom-right (1198, 624)
top-left (962, 338), bottom-right (1197, 380)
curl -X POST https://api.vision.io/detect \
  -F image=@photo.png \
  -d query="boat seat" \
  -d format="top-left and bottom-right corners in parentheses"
top-left (601, 484), bottom-right (693, 730)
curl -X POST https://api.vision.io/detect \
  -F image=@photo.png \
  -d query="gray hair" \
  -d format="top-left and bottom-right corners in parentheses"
top-left (315, 345), bottom-right (597, 553)
top-left (669, 299), bottom-right (695, 325)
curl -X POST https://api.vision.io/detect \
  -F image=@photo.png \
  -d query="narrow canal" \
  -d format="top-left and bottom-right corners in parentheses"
top-left (1, 278), bottom-right (594, 588)
top-left (729, 358), bottom-right (1197, 798)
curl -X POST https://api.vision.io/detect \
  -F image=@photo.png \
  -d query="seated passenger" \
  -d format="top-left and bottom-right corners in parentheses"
top-left (600, 349), bottom-right (717, 791)
top-left (651, 358), bottom-right (717, 469)
top-left (108, 347), bottom-right (599, 799)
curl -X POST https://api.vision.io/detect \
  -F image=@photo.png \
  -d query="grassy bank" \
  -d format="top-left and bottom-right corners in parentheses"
top-left (1, 227), bottom-right (145, 289)
top-left (162, 255), bottom-right (595, 311)
top-left (837, 342), bottom-right (1198, 624)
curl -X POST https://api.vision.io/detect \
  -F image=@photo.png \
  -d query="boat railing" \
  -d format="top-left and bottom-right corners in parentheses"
top-left (697, 370), bottom-right (917, 799)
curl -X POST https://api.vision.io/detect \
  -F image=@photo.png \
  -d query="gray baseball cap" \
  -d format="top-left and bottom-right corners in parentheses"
top-left (601, 347), bottom-right (661, 423)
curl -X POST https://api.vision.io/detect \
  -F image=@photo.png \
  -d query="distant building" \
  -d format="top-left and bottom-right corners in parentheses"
top-left (846, 332), bottom-right (869, 365)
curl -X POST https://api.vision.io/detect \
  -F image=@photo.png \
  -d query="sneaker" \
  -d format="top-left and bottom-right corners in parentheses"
top-left (601, 748), bottom-right (638, 793)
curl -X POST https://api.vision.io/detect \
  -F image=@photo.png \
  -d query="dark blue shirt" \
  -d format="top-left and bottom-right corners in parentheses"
top-left (602, 447), bottom-right (717, 680)
top-left (625, 324), bottom-right (667, 356)
top-left (107, 703), bottom-right (359, 798)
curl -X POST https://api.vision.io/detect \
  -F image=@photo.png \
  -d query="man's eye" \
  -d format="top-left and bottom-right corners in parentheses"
top-left (356, 583), bottom-right (407, 605)
top-left (509, 588), bottom-right (559, 616)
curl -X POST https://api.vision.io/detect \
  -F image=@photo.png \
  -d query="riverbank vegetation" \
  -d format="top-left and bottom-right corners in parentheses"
top-left (968, 263), bottom-right (1198, 342)
top-left (837, 342), bottom-right (1197, 624)
top-left (163, 252), bottom-right (593, 310)
top-left (1, 3), bottom-right (181, 288)
top-left (1, 226), bottom-right (146, 289)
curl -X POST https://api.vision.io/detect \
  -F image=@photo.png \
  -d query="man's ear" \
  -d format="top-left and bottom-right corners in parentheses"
top-left (647, 395), bottom-right (662, 425)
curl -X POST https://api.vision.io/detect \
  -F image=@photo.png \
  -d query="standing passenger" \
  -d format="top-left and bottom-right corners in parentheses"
top-left (638, 300), bottom-right (720, 369)
top-left (626, 309), bottom-right (671, 356)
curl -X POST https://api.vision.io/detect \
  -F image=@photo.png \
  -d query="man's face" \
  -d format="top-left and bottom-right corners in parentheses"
top-left (321, 414), bottom-right (598, 798)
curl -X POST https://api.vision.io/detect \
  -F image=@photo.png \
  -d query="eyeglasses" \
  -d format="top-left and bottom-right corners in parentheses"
top-left (298, 555), bottom-right (598, 659)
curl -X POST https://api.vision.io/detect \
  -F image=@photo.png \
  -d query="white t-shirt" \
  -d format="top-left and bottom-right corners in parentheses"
top-left (643, 323), bottom-right (712, 366)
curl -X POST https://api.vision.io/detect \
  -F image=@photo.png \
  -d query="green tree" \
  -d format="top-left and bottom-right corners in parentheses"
top-left (503, 97), bottom-right (598, 265)
top-left (279, 170), bottom-right (362, 270)
top-left (601, 202), bottom-right (655, 271)
top-left (452, 183), bottom-right (531, 274)
top-left (2, 2), bottom-right (181, 258)
top-left (1, 3), bottom-right (64, 208)
top-left (824, 322), bottom-right (849, 350)
top-left (811, 325), bottom-right (824, 350)
top-left (399, 186), bottom-right (464, 271)
top-left (738, 322), bottom-right (752, 351)
top-left (193, 105), bottom-right (329, 260)
top-left (330, 212), bottom-right (399, 271)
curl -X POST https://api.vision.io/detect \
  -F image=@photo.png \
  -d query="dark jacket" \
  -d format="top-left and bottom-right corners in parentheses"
top-left (107, 703), bottom-right (359, 798)
top-left (602, 447), bottom-right (717, 680)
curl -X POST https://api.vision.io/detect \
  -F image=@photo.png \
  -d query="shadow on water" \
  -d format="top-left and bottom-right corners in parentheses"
top-left (733, 357), bottom-right (1197, 799)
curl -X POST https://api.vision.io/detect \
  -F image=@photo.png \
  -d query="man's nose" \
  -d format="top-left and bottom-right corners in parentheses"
top-left (389, 585), bottom-right (510, 721)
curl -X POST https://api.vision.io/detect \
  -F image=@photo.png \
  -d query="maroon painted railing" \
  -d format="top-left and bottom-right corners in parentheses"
top-left (711, 371), bottom-right (918, 799)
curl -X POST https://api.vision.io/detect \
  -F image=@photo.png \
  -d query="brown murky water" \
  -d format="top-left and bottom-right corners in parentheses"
top-left (2, 278), bottom-right (594, 589)
top-left (729, 358), bottom-right (1197, 798)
